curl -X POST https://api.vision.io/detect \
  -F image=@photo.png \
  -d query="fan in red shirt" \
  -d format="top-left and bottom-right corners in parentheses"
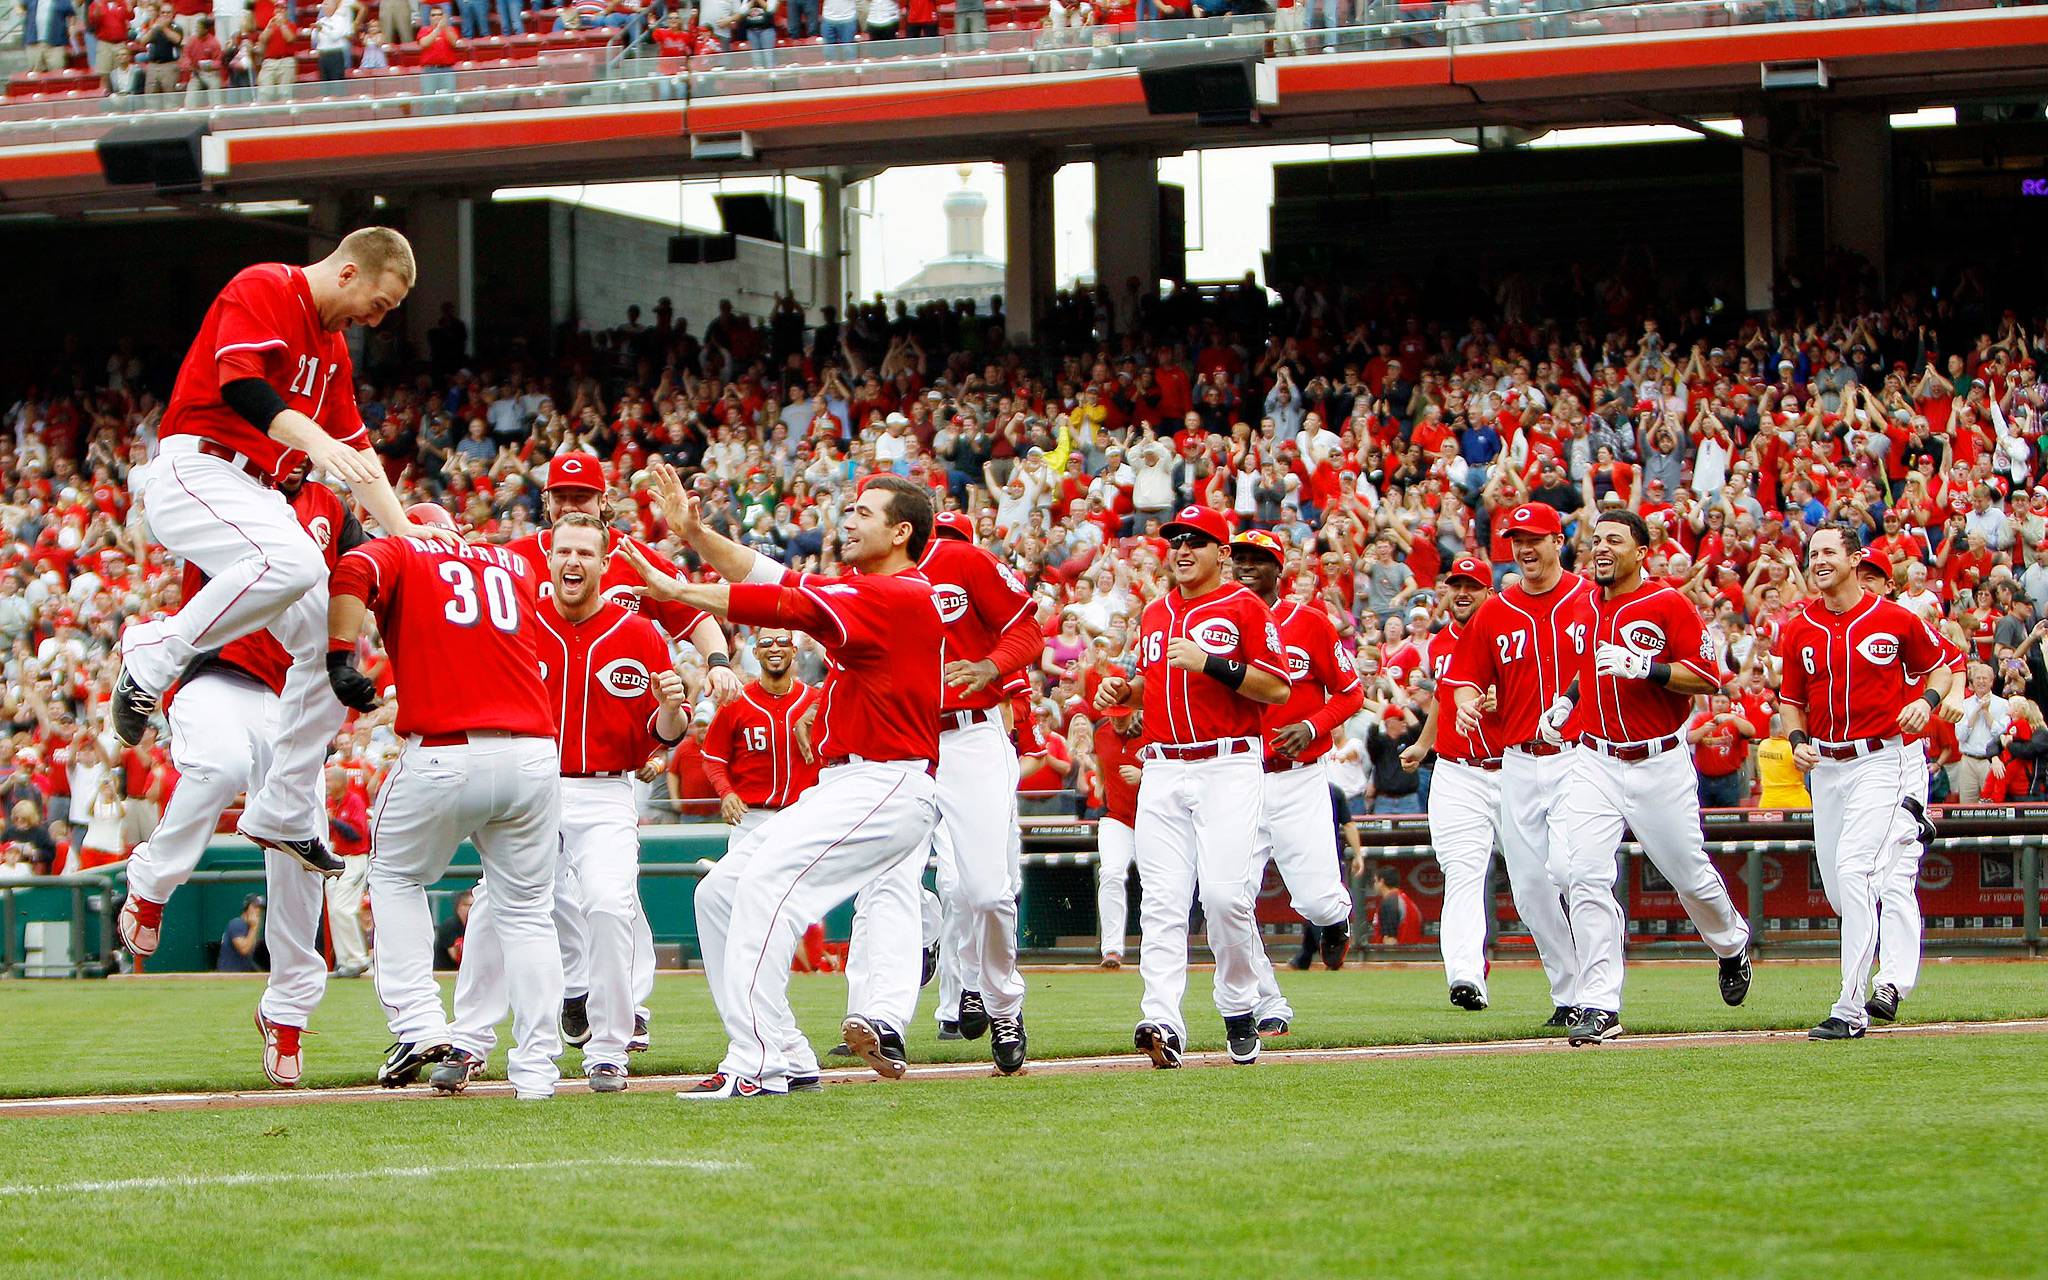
top-left (1090, 705), bottom-right (1143, 968)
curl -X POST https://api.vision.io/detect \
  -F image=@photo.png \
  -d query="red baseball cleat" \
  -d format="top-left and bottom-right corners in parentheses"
top-left (119, 895), bottom-right (164, 959)
top-left (254, 1009), bottom-right (305, 1088)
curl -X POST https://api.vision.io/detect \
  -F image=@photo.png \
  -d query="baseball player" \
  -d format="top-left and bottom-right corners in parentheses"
top-left (1441, 502), bottom-right (1591, 1028)
top-left (1090, 700), bottom-right (1142, 968)
top-left (117, 465), bottom-right (364, 1086)
top-left (505, 452), bottom-right (739, 1055)
top-left (1398, 556), bottom-right (1503, 1011)
top-left (624, 469), bottom-right (943, 1099)
top-left (1092, 505), bottom-right (1290, 1069)
top-left (326, 504), bottom-right (566, 1098)
top-left (1851, 548), bottom-right (1965, 1025)
top-left (1228, 530), bottom-right (1364, 1037)
top-left (1552, 510), bottom-right (1753, 1046)
top-left (112, 230), bottom-right (458, 880)
top-left (433, 512), bottom-right (691, 1094)
top-left (1779, 523), bottom-right (1958, 1040)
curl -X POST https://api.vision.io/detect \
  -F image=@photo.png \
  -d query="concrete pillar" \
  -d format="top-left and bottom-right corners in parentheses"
top-left (1092, 147), bottom-right (1159, 334)
top-left (817, 171), bottom-right (846, 316)
top-left (307, 189), bottom-right (375, 250)
top-left (402, 193), bottom-right (475, 358)
top-left (1002, 153), bottom-right (1056, 345)
top-left (1741, 115), bottom-right (1776, 314)
top-left (1825, 107), bottom-right (1889, 288)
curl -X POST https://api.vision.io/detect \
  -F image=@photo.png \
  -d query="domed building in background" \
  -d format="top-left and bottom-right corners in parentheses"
top-left (887, 167), bottom-right (1006, 310)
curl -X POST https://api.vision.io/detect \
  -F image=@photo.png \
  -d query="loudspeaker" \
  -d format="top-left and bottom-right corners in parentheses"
top-left (96, 119), bottom-right (210, 192)
top-left (1139, 59), bottom-right (1262, 126)
top-left (1158, 182), bottom-right (1186, 284)
top-left (668, 233), bottom-right (738, 264)
top-left (715, 192), bottom-right (805, 247)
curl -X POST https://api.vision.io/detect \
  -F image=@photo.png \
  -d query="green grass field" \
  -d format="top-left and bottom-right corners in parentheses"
top-left (3, 963), bottom-right (2045, 1279)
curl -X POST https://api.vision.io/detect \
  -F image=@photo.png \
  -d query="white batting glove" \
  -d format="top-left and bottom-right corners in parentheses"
top-left (1536, 694), bottom-right (1573, 746)
top-left (1594, 642), bottom-right (1654, 681)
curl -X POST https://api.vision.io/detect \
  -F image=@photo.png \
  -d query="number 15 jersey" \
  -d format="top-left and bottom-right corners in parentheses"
top-left (1442, 571), bottom-right (1597, 747)
top-left (329, 536), bottom-right (556, 742)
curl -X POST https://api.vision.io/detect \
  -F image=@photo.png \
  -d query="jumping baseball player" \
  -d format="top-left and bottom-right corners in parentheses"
top-left (1441, 502), bottom-right (1590, 1028)
top-left (1779, 523), bottom-right (1958, 1040)
top-left (118, 465), bottom-right (364, 1087)
top-left (1093, 505), bottom-right (1290, 1069)
top-left (1090, 701), bottom-right (1143, 968)
top-left (1553, 510), bottom-right (1753, 1046)
top-left (434, 513), bottom-right (690, 1094)
top-left (113, 229), bottom-right (459, 879)
top-left (1228, 530), bottom-right (1364, 1037)
top-left (1399, 556), bottom-right (1503, 1011)
top-left (326, 503), bottom-right (566, 1098)
top-left (624, 469), bottom-right (943, 1099)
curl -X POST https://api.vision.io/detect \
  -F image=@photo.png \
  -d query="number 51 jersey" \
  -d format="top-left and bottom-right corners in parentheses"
top-left (1442, 571), bottom-right (1598, 746)
top-left (329, 536), bottom-right (557, 742)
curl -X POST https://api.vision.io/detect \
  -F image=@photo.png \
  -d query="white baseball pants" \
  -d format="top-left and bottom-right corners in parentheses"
top-left (123, 441), bottom-right (334, 845)
top-left (370, 734), bottom-right (563, 1098)
top-left (1247, 764), bottom-right (1349, 1024)
top-left (1498, 747), bottom-right (1584, 1010)
top-left (1558, 744), bottom-right (1750, 1013)
top-left (326, 855), bottom-right (370, 971)
top-left (711, 760), bottom-right (938, 1088)
top-left (924, 719), bottom-right (1024, 1018)
top-left (1811, 739), bottom-right (1919, 1030)
top-left (1096, 817), bottom-right (1134, 959)
top-left (1874, 739), bottom-right (1932, 1000)
top-left (1134, 752), bottom-right (1264, 1042)
top-left (1427, 758), bottom-right (1502, 998)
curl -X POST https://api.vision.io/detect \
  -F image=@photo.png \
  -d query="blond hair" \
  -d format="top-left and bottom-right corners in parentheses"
top-left (335, 226), bottom-right (417, 287)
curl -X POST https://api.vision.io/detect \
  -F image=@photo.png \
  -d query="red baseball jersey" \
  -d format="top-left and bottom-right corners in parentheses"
top-left (917, 536), bottom-right (1039, 714)
top-left (536, 597), bottom-right (681, 775)
top-left (1428, 618), bottom-right (1506, 762)
top-left (1442, 572), bottom-right (1597, 746)
top-left (1134, 581), bottom-right (1288, 745)
top-left (1574, 581), bottom-right (1721, 743)
top-left (329, 538), bottom-right (555, 741)
top-left (1093, 715), bottom-right (1141, 825)
top-left (725, 566), bottom-right (943, 764)
top-left (160, 265), bottom-right (365, 478)
top-left (1265, 598), bottom-right (1364, 764)
top-left (1778, 592), bottom-right (1948, 742)
top-left (507, 527), bottom-right (712, 644)
top-left (701, 680), bottom-right (823, 808)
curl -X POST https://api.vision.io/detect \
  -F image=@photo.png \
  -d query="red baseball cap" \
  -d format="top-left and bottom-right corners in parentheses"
top-left (1762, 509), bottom-right (1784, 523)
top-left (1443, 556), bottom-right (1490, 587)
top-left (1499, 503), bottom-right (1562, 538)
top-left (932, 510), bottom-right (975, 542)
top-left (1161, 505), bottom-right (1230, 545)
top-left (1855, 549), bottom-right (1890, 578)
top-left (545, 453), bottom-right (606, 493)
top-left (1228, 530), bottom-right (1284, 564)
top-left (405, 502), bottom-right (458, 531)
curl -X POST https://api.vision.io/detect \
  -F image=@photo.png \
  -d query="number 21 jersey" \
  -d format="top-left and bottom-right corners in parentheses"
top-left (1442, 571), bottom-right (1597, 746)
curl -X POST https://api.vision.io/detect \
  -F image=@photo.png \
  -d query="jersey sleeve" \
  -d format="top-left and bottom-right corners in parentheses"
top-left (700, 701), bottom-right (738, 794)
top-left (1237, 594), bottom-right (1289, 681)
top-left (1660, 590), bottom-right (1720, 685)
top-left (1441, 601), bottom-right (1497, 691)
top-left (727, 573), bottom-right (856, 646)
top-left (325, 350), bottom-right (367, 447)
top-left (969, 548), bottom-right (1036, 636)
top-left (330, 536), bottom-right (409, 605)
top-left (1776, 619), bottom-right (1810, 709)
top-left (1901, 612), bottom-right (1947, 682)
top-left (212, 273), bottom-right (293, 386)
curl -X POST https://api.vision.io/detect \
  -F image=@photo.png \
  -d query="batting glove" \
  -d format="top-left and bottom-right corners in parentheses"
top-left (1594, 642), bottom-right (1654, 681)
top-left (1536, 694), bottom-right (1573, 746)
top-left (326, 648), bottom-right (379, 713)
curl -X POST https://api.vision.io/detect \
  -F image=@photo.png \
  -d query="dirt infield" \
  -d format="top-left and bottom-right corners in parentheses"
top-left (8, 1017), bottom-right (2043, 1117)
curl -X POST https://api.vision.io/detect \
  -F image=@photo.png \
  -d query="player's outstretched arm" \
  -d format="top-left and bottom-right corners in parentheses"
top-left (323, 588), bottom-right (379, 712)
top-left (649, 459), bottom-right (765, 584)
top-left (618, 539), bottom-right (731, 617)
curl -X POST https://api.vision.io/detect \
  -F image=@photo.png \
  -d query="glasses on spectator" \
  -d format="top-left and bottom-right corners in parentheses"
top-left (1164, 532), bottom-right (1217, 550)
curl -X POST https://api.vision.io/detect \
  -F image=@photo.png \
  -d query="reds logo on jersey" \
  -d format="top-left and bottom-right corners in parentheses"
top-left (1856, 634), bottom-right (1901, 666)
top-left (307, 516), bottom-right (333, 550)
top-left (1284, 645), bottom-right (1311, 679)
top-left (932, 583), bottom-right (970, 624)
top-left (1193, 618), bottom-right (1241, 655)
top-left (601, 584), bottom-right (647, 614)
top-left (597, 657), bottom-right (651, 697)
top-left (1619, 620), bottom-right (1665, 655)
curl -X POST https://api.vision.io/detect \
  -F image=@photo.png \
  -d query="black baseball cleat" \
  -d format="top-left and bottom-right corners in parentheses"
top-left (936, 1021), bottom-right (964, 1042)
top-left (788, 1074), bottom-right (823, 1093)
top-left (1809, 1017), bottom-right (1866, 1041)
top-left (1866, 983), bottom-right (1901, 1024)
top-left (921, 940), bottom-right (940, 989)
top-left (1543, 1005), bottom-right (1579, 1030)
top-left (1256, 1016), bottom-right (1290, 1038)
top-left (240, 831), bottom-right (345, 878)
top-left (957, 989), bottom-right (991, 1040)
top-left (110, 670), bottom-right (157, 748)
top-left (829, 1041), bottom-right (853, 1057)
top-left (1287, 951), bottom-right (1314, 971)
top-left (1567, 1008), bottom-right (1623, 1046)
top-left (588, 1064), bottom-right (628, 1093)
top-left (628, 1012), bottom-right (651, 1053)
top-left (1225, 1014), bottom-right (1261, 1064)
top-left (379, 1040), bottom-right (453, 1088)
top-left (990, 1015), bottom-right (1027, 1075)
top-left (1320, 920), bottom-right (1352, 970)
top-left (841, 1015), bottom-right (908, 1080)
top-left (1901, 796), bottom-right (1937, 848)
top-left (1719, 953), bottom-right (1754, 1007)
top-left (1134, 1021), bottom-right (1182, 1069)
top-left (1449, 981), bottom-right (1488, 1011)
top-left (560, 994), bottom-right (591, 1047)
top-left (428, 1049), bottom-right (483, 1094)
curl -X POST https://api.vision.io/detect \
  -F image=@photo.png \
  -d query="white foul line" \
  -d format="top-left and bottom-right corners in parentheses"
top-left (0, 1157), bottom-right (742, 1198)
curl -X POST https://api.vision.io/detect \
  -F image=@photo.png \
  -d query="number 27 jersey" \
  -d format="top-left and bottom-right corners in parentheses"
top-left (1442, 572), bottom-right (1597, 746)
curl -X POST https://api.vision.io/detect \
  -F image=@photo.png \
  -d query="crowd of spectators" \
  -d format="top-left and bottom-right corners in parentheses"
top-left (8, 251), bottom-right (2048, 883)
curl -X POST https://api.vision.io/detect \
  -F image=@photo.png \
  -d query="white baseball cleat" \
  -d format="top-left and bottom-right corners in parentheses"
top-left (677, 1072), bottom-right (783, 1100)
top-left (118, 894), bottom-right (164, 959)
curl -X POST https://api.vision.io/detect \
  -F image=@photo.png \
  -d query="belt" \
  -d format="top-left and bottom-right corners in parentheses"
top-left (1509, 741), bottom-right (1565, 758)
top-left (823, 755), bottom-right (938, 777)
top-left (564, 770), bottom-right (632, 780)
top-left (1447, 756), bottom-right (1503, 772)
top-left (191, 438), bottom-right (272, 485)
top-left (1964, 751), bottom-right (2001, 761)
top-left (412, 730), bottom-right (524, 748)
top-left (1583, 732), bottom-right (1683, 763)
top-left (941, 707), bottom-right (1000, 733)
top-left (1815, 736), bottom-right (1894, 761)
top-left (1262, 756), bottom-right (1319, 774)
top-left (1140, 737), bottom-right (1259, 764)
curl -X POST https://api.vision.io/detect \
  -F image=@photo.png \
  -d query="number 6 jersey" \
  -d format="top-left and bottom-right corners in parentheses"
top-left (1134, 581), bottom-right (1289, 745)
top-left (329, 536), bottom-right (557, 741)
top-left (1442, 571), bottom-right (1598, 747)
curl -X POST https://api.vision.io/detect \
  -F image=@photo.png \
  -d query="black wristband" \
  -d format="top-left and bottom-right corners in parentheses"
top-left (707, 652), bottom-right (732, 670)
top-left (222, 377), bottom-right (289, 433)
top-left (325, 648), bottom-right (356, 672)
top-left (1202, 654), bottom-right (1248, 690)
top-left (1788, 730), bottom-right (1811, 749)
top-left (1923, 688), bottom-right (1942, 710)
top-left (1647, 662), bottom-right (1672, 686)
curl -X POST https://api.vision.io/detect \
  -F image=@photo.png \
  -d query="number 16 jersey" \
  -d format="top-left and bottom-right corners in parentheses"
top-left (1442, 571), bottom-right (1597, 747)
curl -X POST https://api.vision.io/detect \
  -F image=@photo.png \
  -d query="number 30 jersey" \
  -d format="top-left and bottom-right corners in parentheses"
top-left (329, 536), bottom-right (556, 741)
top-left (1442, 571), bottom-right (1597, 747)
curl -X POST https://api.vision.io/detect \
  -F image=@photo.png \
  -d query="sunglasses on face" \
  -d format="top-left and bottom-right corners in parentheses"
top-left (1165, 532), bottom-right (1218, 551)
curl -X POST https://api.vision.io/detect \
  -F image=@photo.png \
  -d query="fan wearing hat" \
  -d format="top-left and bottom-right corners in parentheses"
top-left (1227, 529), bottom-right (1365, 1038)
top-left (1094, 505), bottom-right (1289, 1069)
top-left (1394, 556), bottom-right (1502, 1011)
top-left (1439, 500), bottom-right (1592, 1030)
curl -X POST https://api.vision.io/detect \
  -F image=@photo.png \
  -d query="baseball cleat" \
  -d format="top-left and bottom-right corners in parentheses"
top-left (1319, 920), bottom-right (1352, 970)
top-left (677, 1072), bottom-right (781, 1100)
top-left (841, 1015), bottom-right (908, 1080)
top-left (788, 1074), bottom-right (823, 1093)
top-left (1133, 1021), bottom-right (1183, 1070)
top-left (1449, 981), bottom-right (1488, 1011)
top-left (1287, 951), bottom-right (1313, 971)
top-left (1567, 1008), bottom-right (1623, 1046)
top-left (587, 1064), bottom-right (628, 1093)
top-left (829, 1041), bottom-right (854, 1056)
top-left (957, 990), bottom-right (991, 1040)
top-left (1901, 796), bottom-right (1937, 848)
top-left (1099, 952), bottom-right (1122, 970)
top-left (429, 1049), bottom-right (484, 1094)
top-left (254, 1009), bottom-right (304, 1088)
top-left (1543, 1005), bottom-right (1579, 1030)
top-left (1256, 1016), bottom-right (1290, 1038)
top-left (936, 1022), bottom-right (964, 1042)
top-left (239, 830), bottom-right (345, 878)
top-left (560, 994), bottom-right (591, 1047)
top-left (1224, 1014), bottom-right (1261, 1065)
top-left (1718, 953), bottom-right (1753, 1007)
top-left (111, 670), bottom-right (157, 748)
top-left (1866, 983), bottom-right (1901, 1024)
top-left (921, 941), bottom-right (940, 989)
top-left (990, 1015), bottom-right (1027, 1075)
top-left (1809, 1017), bottom-right (1866, 1041)
top-left (118, 894), bottom-right (164, 959)
top-left (332, 962), bottom-right (368, 979)
top-left (629, 1011), bottom-right (651, 1053)
top-left (378, 1040), bottom-right (452, 1088)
